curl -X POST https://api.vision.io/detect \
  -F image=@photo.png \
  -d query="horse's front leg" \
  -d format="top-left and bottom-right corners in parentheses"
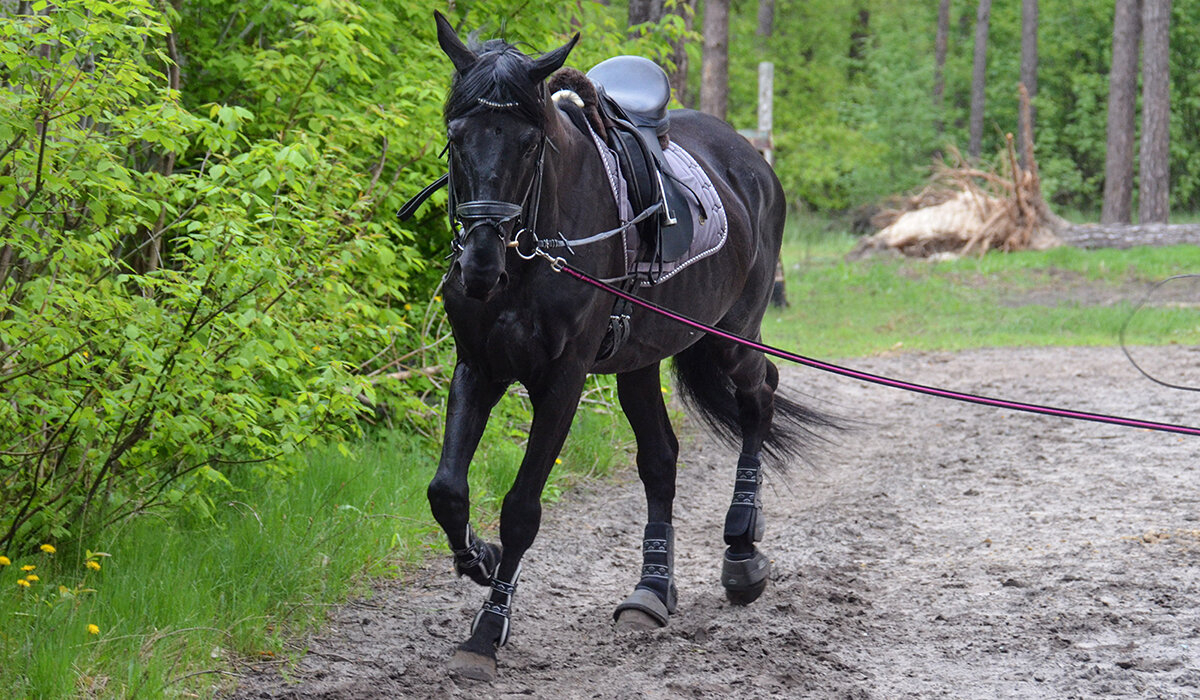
top-left (448, 366), bottom-right (589, 682)
top-left (612, 362), bottom-right (680, 631)
top-left (428, 362), bottom-right (507, 586)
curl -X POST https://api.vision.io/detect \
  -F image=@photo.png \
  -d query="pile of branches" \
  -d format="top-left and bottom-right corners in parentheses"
top-left (853, 89), bottom-right (1068, 259)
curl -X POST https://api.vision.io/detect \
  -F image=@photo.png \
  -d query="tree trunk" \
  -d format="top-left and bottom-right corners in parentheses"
top-left (668, 0), bottom-right (698, 108)
top-left (968, 0), bottom-right (991, 159)
top-left (1018, 0), bottom-right (1038, 169)
top-left (933, 0), bottom-right (951, 136)
top-left (1060, 223), bottom-right (1200, 249)
top-left (1139, 0), bottom-right (1171, 224)
top-left (700, 0), bottom-right (730, 121)
top-left (848, 7), bottom-right (870, 79)
top-left (1101, 0), bottom-right (1142, 225)
top-left (629, 0), bottom-right (663, 27)
top-left (756, 0), bottom-right (774, 39)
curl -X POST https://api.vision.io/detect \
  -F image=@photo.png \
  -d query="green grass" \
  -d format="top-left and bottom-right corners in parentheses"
top-left (768, 228), bottom-right (1200, 358)
top-left (0, 382), bottom-right (629, 699)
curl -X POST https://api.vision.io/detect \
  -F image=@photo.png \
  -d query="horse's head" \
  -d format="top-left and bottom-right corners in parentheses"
top-left (435, 12), bottom-right (578, 300)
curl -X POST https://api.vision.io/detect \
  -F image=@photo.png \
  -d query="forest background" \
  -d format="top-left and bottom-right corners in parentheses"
top-left (3, 0), bottom-right (1199, 696)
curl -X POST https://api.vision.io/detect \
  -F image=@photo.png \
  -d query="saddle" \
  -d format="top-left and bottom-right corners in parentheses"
top-left (586, 56), bottom-right (695, 267)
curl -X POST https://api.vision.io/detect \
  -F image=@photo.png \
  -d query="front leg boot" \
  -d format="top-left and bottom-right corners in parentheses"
top-left (452, 525), bottom-right (502, 587)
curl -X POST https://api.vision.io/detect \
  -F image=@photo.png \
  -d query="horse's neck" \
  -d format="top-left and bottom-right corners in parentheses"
top-left (536, 106), bottom-right (620, 248)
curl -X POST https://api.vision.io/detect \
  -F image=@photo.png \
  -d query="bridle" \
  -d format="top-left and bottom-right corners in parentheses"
top-left (398, 89), bottom-right (662, 269)
top-left (446, 95), bottom-right (550, 262)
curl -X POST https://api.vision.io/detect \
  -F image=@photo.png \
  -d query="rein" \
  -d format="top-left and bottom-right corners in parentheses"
top-left (533, 252), bottom-right (1200, 438)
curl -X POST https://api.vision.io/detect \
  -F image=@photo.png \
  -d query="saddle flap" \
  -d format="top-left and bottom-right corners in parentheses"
top-left (585, 55), bottom-right (696, 270)
top-left (659, 176), bottom-right (694, 261)
top-left (606, 123), bottom-right (693, 265)
top-left (586, 56), bottom-right (670, 135)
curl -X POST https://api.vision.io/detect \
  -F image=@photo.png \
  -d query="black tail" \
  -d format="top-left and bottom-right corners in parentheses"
top-left (672, 342), bottom-right (841, 468)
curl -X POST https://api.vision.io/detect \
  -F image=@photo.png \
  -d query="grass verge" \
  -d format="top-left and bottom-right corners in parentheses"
top-left (0, 380), bottom-right (629, 698)
top-left (769, 225), bottom-right (1200, 357)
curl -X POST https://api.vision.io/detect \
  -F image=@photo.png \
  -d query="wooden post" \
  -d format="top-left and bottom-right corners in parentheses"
top-left (758, 61), bottom-right (774, 166)
top-left (760, 62), bottom-right (785, 307)
top-left (737, 62), bottom-right (773, 158)
top-left (736, 63), bottom-right (785, 306)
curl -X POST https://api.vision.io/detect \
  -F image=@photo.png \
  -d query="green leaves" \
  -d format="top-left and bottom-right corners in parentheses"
top-left (0, 0), bottom-right (680, 551)
top-left (0, 0), bottom-right (436, 550)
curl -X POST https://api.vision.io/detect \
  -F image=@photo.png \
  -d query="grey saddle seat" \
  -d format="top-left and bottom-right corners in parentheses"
top-left (587, 55), bottom-right (671, 136)
top-left (586, 56), bottom-right (694, 265)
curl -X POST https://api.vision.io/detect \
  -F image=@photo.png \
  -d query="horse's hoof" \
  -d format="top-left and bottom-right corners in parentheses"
top-left (722, 549), bottom-right (770, 606)
top-left (613, 588), bottom-right (670, 631)
top-left (615, 607), bottom-right (663, 632)
top-left (447, 649), bottom-right (497, 682)
top-left (725, 576), bottom-right (768, 605)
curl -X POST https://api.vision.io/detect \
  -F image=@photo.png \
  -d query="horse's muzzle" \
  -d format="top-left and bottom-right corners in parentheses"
top-left (456, 227), bottom-right (509, 299)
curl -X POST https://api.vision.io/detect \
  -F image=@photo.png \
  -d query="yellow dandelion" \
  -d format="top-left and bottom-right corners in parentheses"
top-left (82, 351), bottom-right (89, 358)
top-left (86, 560), bottom-right (101, 571)
top-left (87, 624), bottom-right (99, 635)
top-left (40, 544), bottom-right (56, 554)
top-left (403, 303), bottom-right (412, 311)
top-left (16, 579), bottom-right (30, 588)
top-left (0, 555), bottom-right (10, 566)
top-left (25, 574), bottom-right (39, 582)
top-left (434, 296), bottom-right (442, 303)
top-left (21, 564), bottom-right (35, 572)
top-left (555, 458), bottom-right (562, 465)
top-left (660, 386), bottom-right (668, 394)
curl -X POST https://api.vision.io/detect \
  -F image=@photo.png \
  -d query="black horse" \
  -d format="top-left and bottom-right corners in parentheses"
top-left (424, 12), bottom-right (834, 681)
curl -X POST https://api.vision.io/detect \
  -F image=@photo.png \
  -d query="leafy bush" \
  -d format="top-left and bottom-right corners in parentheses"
top-left (0, 0), bottom-right (675, 552)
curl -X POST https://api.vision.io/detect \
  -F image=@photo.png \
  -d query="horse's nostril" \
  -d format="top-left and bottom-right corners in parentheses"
top-left (460, 261), bottom-right (503, 299)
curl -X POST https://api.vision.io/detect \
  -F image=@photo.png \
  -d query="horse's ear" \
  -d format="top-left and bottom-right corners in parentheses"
top-left (529, 33), bottom-right (580, 84)
top-left (434, 10), bottom-right (476, 73)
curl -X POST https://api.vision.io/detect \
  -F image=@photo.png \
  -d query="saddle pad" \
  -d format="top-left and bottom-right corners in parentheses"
top-left (632, 144), bottom-right (728, 286)
top-left (587, 127), bottom-right (728, 287)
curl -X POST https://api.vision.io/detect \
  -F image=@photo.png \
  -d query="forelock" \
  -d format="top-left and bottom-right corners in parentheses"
top-left (444, 39), bottom-right (545, 127)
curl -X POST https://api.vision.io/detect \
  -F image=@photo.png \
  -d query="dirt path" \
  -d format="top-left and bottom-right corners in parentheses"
top-left (232, 346), bottom-right (1200, 699)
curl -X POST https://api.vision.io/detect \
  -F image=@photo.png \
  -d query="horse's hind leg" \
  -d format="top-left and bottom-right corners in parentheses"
top-left (676, 336), bottom-right (777, 605)
top-left (721, 352), bottom-right (776, 605)
top-left (612, 362), bottom-right (680, 630)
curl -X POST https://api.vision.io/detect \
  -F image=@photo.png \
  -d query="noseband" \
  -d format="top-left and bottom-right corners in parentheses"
top-left (447, 97), bottom-right (548, 259)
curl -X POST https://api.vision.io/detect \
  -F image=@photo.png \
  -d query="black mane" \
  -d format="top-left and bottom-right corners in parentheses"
top-left (444, 39), bottom-right (545, 127)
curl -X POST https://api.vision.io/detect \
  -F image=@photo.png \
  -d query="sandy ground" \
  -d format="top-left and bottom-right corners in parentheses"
top-left (230, 345), bottom-right (1200, 699)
